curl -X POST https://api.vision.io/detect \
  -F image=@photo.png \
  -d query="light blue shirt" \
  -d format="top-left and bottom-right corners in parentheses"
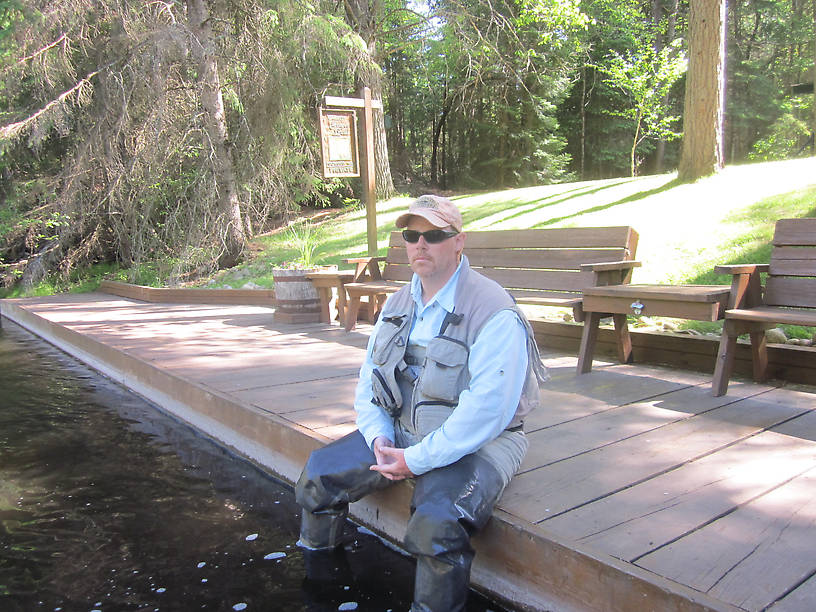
top-left (354, 258), bottom-right (528, 475)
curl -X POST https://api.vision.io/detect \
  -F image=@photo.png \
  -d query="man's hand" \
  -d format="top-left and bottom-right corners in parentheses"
top-left (372, 436), bottom-right (394, 465)
top-left (371, 437), bottom-right (415, 481)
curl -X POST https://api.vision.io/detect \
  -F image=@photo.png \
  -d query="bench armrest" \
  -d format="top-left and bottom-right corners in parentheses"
top-left (714, 264), bottom-right (769, 275)
top-left (343, 256), bottom-right (386, 265)
top-left (580, 260), bottom-right (642, 272)
top-left (713, 264), bottom-right (768, 308)
top-left (342, 256), bottom-right (385, 281)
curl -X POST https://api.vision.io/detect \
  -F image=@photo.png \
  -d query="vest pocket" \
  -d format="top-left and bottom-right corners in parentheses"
top-left (418, 337), bottom-right (468, 403)
top-left (414, 403), bottom-right (455, 438)
top-left (371, 315), bottom-right (410, 365)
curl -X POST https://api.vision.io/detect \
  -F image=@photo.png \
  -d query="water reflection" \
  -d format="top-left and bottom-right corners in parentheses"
top-left (0, 320), bottom-right (504, 612)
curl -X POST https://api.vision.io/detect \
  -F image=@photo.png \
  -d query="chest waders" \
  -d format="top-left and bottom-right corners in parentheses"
top-left (296, 261), bottom-right (546, 611)
top-left (296, 315), bottom-right (524, 612)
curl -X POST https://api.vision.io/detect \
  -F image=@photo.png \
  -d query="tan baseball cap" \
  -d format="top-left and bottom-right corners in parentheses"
top-left (395, 195), bottom-right (463, 233)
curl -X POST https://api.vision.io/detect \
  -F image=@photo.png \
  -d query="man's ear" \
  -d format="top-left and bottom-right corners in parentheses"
top-left (454, 232), bottom-right (466, 256)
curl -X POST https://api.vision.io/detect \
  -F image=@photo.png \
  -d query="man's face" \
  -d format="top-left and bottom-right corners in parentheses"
top-left (404, 216), bottom-right (465, 287)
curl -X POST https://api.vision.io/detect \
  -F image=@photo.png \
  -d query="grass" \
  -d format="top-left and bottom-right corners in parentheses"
top-left (4, 157), bottom-right (816, 339)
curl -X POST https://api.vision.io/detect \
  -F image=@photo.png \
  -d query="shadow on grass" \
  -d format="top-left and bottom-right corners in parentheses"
top-left (532, 177), bottom-right (682, 228)
top-left (460, 180), bottom-right (633, 227)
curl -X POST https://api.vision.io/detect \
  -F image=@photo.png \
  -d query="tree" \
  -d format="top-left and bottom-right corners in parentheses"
top-left (341, 0), bottom-right (396, 198)
top-left (600, 39), bottom-right (686, 176)
top-left (187, 0), bottom-right (246, 267)
top-left (0, 0), bottom-right (377, 286)
top-left (678, 0), bottom-right (726, 181)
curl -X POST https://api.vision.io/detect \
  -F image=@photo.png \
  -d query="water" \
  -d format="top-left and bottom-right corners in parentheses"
top-left (0, 319), bottom-right (506, 611)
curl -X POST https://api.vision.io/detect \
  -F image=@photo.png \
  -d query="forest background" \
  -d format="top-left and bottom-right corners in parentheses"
top-left (0, 0), bottom-right (814, 290)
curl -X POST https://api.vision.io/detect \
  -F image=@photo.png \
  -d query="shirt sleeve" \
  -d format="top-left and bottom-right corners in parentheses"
top-left (354, 318), bottom-right (396, 450)
top-left (403, 308), bottom-right (528, 475)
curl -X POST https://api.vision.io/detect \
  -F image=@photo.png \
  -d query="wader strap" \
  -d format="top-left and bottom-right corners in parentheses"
top-left (439, 309), bottom-right (464, 336)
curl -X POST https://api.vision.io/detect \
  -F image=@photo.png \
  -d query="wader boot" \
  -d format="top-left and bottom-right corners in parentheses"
top-left (404, 452), bottom-right (505, 612)
top-left (295, 431), bottom-right (391, 550)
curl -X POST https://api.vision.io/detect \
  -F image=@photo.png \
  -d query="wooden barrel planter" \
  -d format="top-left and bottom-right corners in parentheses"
top-left (271, 268), bottom-right (321, 324)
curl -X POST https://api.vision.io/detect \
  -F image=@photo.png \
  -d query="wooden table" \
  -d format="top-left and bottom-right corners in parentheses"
top-left (305, 270), bottom-right (356, 325)
top-left (577, 284), bottom-right (731, 374)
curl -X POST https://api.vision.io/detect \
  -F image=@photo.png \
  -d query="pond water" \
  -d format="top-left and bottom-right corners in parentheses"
top-left (0, 319), bottom-right (505, 612)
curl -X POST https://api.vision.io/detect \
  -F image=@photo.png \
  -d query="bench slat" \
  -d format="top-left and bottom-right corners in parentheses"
top-left (464, 227), bottom-right (637, 250)
top-left (478, 267), bottom-right (595, 292)
top-left (384, 247), bottom-right (630, 270)
top-left (764, 277), bottom-right (816, 308)
top-left (382, 264), bottom-right (413, 282)
top-left (769, 261), bottom-right (816, 276)
top-left (387, 228), bottom-right (638, 251)
top-left (773, 218), bottom-right (816, 246)
top-left (771, 246), bottom-right (816, 261)
top-left (725, 305), bottom-right (816, 327)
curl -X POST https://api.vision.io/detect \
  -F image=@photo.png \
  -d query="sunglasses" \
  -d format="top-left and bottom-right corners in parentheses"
top-left (402, 229), bottom-right (459, 244)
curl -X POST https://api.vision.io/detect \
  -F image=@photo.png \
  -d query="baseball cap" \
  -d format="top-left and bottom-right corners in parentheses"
top-left (395, 195), bottom-right (463, 233)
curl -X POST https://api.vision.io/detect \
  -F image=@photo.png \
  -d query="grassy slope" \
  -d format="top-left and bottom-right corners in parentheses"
top-left (232, 157), bottom-right (816, 293)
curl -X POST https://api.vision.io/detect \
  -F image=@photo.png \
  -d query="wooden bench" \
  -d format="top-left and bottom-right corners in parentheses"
top-left (712, 217), bottom-right (816, 396)
top-left (342, 227), bottom-right (641, 334)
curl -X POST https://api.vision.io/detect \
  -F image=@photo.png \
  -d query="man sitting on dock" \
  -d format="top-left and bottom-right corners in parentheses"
top-left (295, 194), bottom-right (549, 611)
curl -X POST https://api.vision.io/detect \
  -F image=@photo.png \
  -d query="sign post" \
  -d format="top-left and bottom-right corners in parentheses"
top-left (320, 87), bottom-right (382, 256)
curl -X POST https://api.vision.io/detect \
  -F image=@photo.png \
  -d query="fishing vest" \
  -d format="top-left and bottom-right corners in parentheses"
top-left (368, 256), bottom-right (549, 431)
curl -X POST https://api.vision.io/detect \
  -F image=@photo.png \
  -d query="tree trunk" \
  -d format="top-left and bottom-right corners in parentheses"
top-left (812, 0), bottom-right (816, 150)
top-left (678, 0), bottom-right (726, 181)
top-left (343, 0), bottom-right (395, 198)
top-left (187, 0), bottom-right (245, 267)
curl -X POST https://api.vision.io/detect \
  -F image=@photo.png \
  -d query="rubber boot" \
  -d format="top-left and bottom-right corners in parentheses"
top-left (295, 431), bottom-right (391, 549)
top-left (403, 453), bottom-right (505, 612)
top-left (298, 508), bottom-right (347, 550)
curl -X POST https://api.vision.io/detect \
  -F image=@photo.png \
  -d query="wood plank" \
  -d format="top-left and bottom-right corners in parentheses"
top-left (773, 218), bottom-right (816, 246)
top-left (771, 246), bottom-right (816, 261)
top-left (478, 267), bottom-right (594, 292)
top-left (466, 248), bottom-right (628, 270)
top-left (770, 259), bottom-right (816, 276)
top-left (768, 573), bottom-right (816, 611)
top-left (383, 246), bottom-right (629, 269)
top-left (463, 227), bottom-right (637, 250)
top-left (522, 382), bottom-right (765, 472)
top-left (500, 395), bottom-right (810, 523)
top-left (543, 429), bottom-right (816, 563)
top-left (765, 277), bottom-right (816, 308)
top-left (233, 374), bottom-right (360, 414)
top-left (726, 305), bottom-right (816, 326)
top-left (583, 294), bottom-right (725, 321)
top-left (636, 469), bottom-right (816, 611)
top-left (770, 402), bottom-right (816, 442)
top-left (583, 284), bottom-right (731, 302)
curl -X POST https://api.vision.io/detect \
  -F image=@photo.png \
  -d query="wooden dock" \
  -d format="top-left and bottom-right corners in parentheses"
top-left (2, 292), bottom-right (815, 612)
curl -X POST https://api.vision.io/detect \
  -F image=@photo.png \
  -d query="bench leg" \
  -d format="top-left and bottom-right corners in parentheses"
top-left (612, 314), bottom-right (632, 364)
top-left (345, 295), bottom-right (362, 331)
top-left (315, 287), bottom-right (332, 324)
top-left (577, 311), bottom-right (603, 374)
top-left (712, 320), bottom-right (737, 396)
top-left (335, 285), bottom-right (348, 327)
top-left (750, 330), bottom-right (769, 382)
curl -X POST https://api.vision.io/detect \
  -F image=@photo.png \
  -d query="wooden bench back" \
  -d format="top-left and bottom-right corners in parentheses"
top-left (766, 218), bottom-right (816, 309)
top-left (381, 226), bottom-right (638, 303)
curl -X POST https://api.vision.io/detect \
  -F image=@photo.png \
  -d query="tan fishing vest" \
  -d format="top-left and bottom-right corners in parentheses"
top-left (368, 256), bottom-right (549, 430)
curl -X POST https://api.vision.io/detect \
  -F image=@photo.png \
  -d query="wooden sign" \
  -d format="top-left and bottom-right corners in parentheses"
top-left (319, 108), bottom-right (359, 178)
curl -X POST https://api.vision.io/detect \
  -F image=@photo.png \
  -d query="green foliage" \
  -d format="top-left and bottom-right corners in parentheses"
top-left (283, 219), bottom-right (326, 268)
top-left (599, 39), bottom-right (686, 176)
top-left (748, 97), bottom-right (813, 161)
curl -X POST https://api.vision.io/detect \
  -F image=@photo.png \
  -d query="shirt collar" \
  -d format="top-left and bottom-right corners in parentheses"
top-left (410, 255), bottom-right (466, 314)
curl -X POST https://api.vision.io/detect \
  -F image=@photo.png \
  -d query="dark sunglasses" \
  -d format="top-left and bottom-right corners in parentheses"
top-left (402, 229), bottom-right (459, 244)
